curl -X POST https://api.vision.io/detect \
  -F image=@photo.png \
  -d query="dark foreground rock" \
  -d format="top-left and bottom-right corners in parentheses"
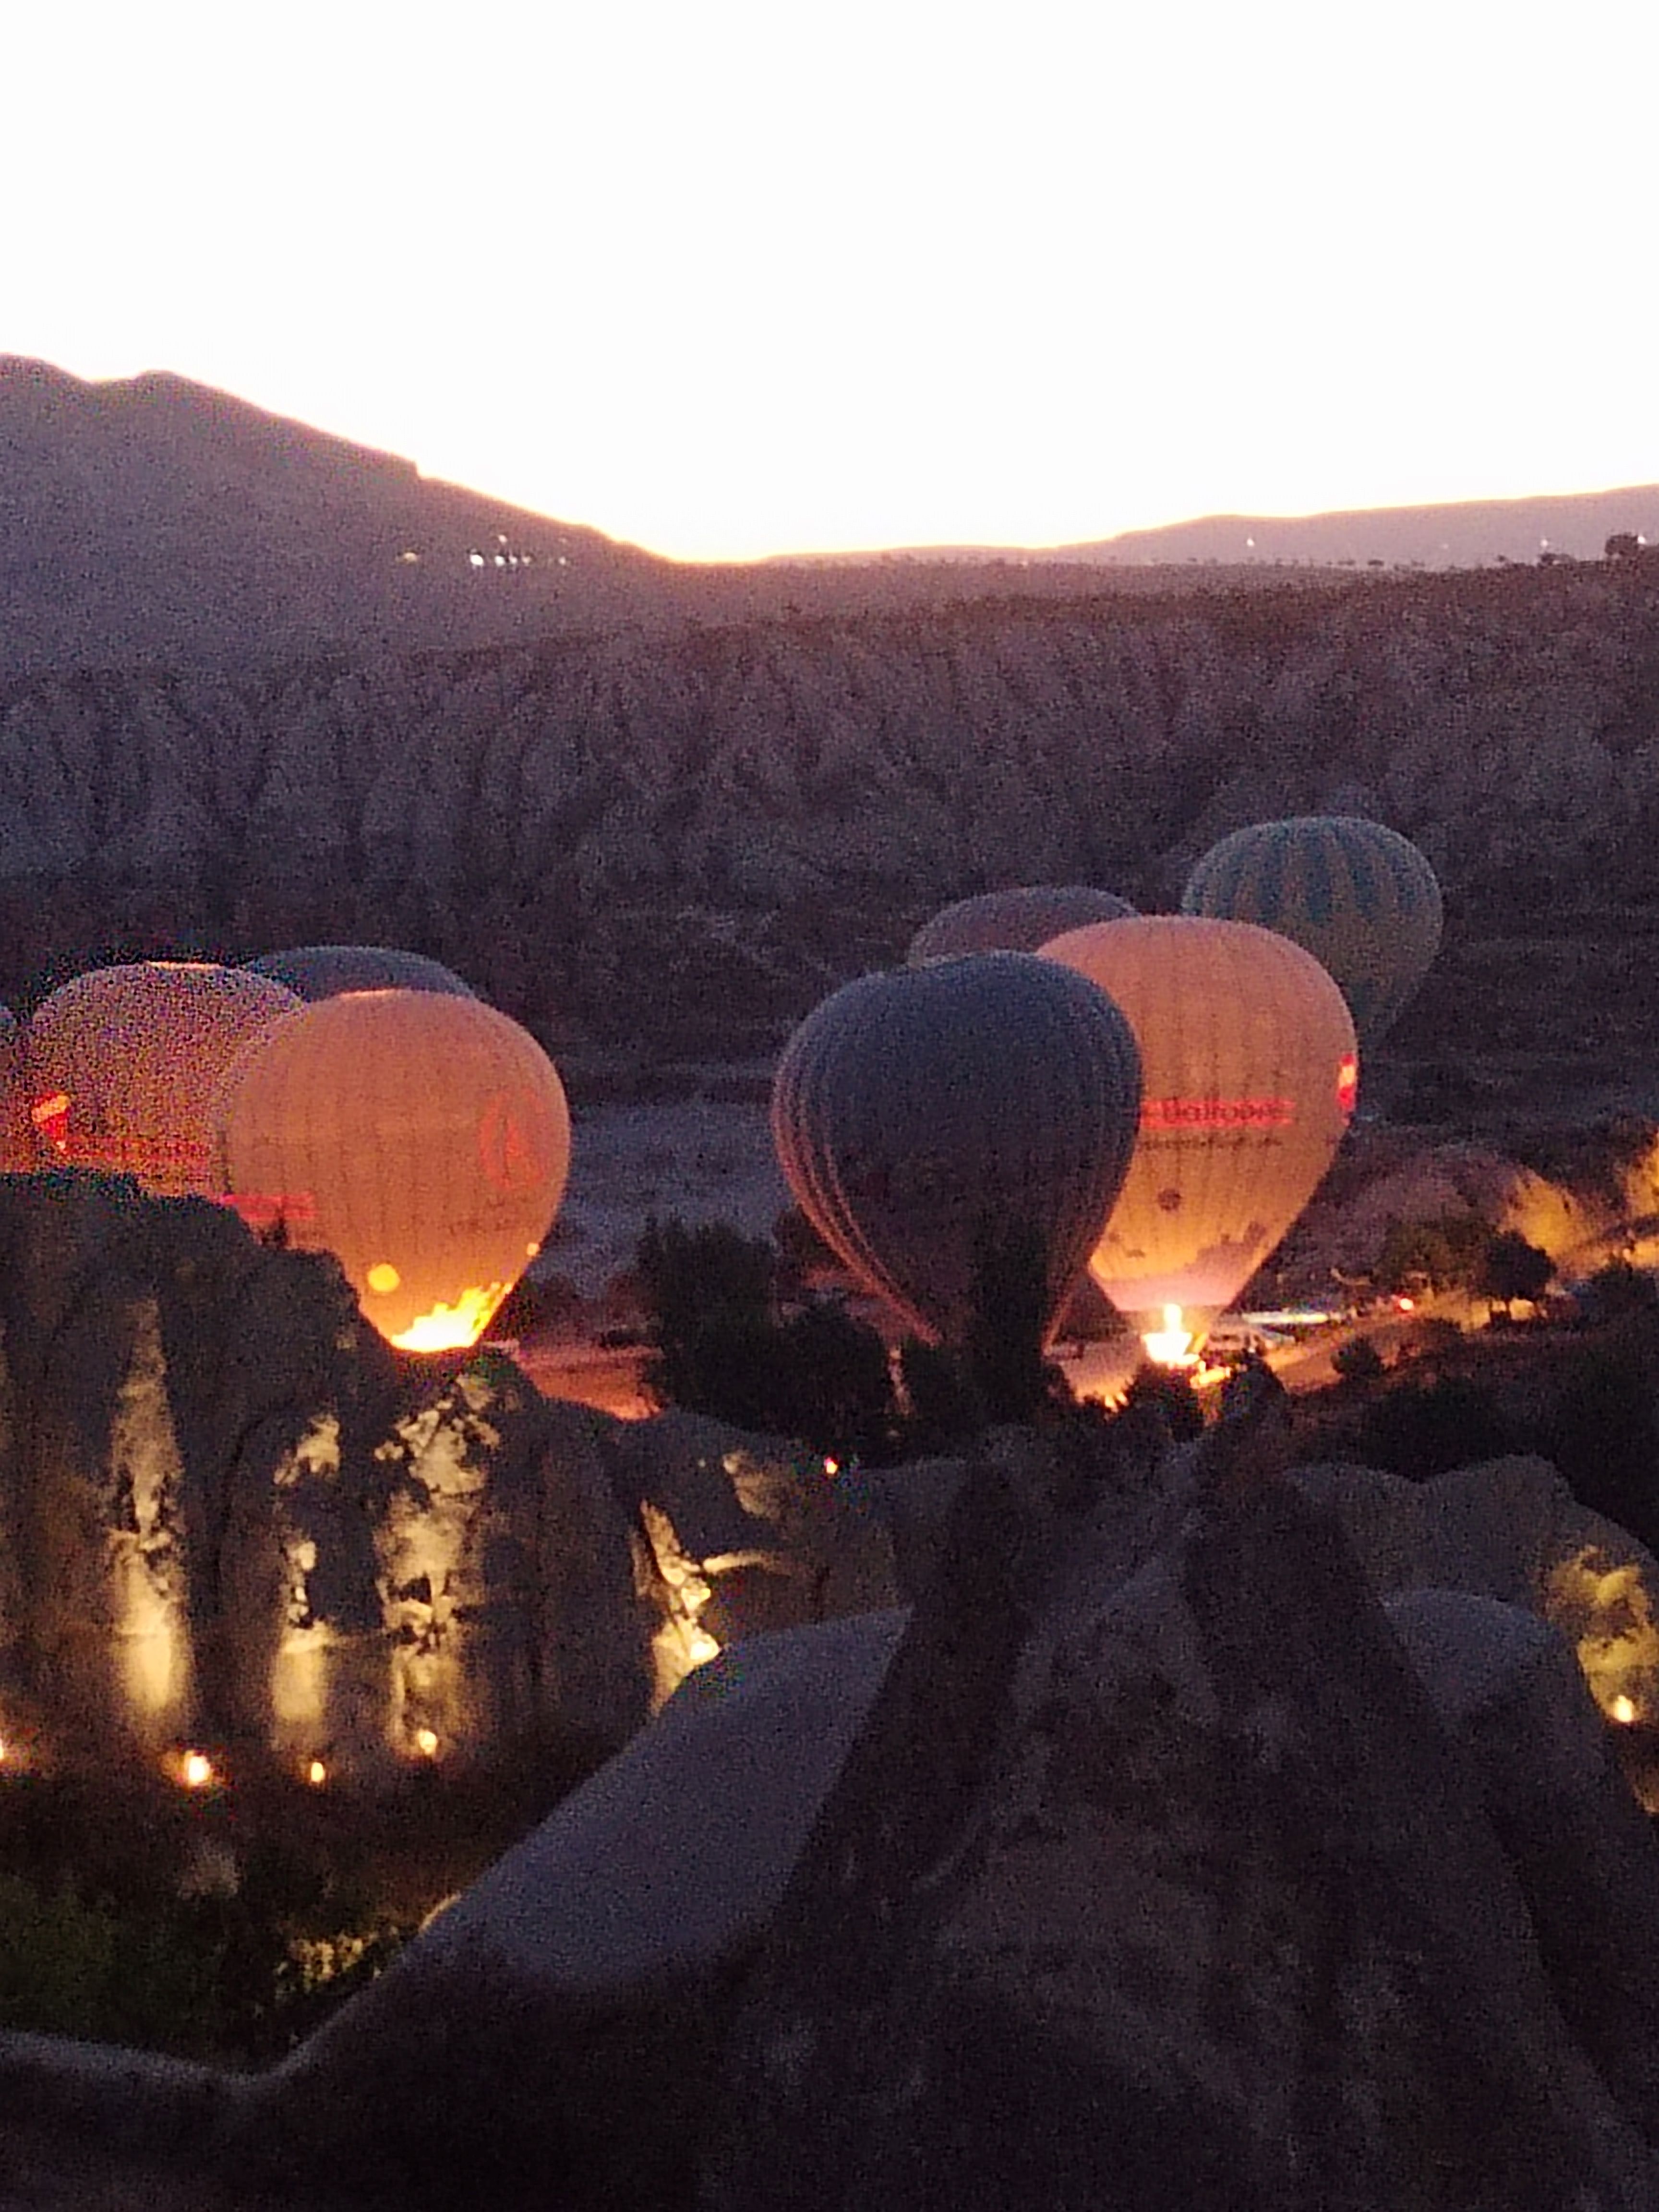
top-left (214, 1610), bottom-right (907, 2210)
top-left (7, 1432), bottom-right (1659, 2209)
top-left (702, 1467), bottom-right (1659, 2212)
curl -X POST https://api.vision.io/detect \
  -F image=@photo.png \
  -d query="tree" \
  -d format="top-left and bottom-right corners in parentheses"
top-left (962, 1218), bottom-right (1064, 1426)
top-left (1479, 1230), bottom-right (1552, 1318)
top-left (1544, 1337), bottom-right (1659, 1553)
top-left (1375, 1211), bottom-right (1491, 1296)
top-left (635, 1215), bottom-right (902, 1455)
top-left (1353, 1374), bottom-right (1515, 1481)
top-left (1577, 1260), bottom-right (1659, 1327)
top-left (774, 1299), bottom-right (897, 1460)
top-left (1332, 1336), bottom-right (1386, 1384)
top-left (1118, 1361), bottom-right (1205, 1443)
top-left (898, 1337), bottom-right (986, 1453)
top-left (770, 1204), bottom-right (840, 1298)
top-left (636, 1216), bottom-right (778, 1416)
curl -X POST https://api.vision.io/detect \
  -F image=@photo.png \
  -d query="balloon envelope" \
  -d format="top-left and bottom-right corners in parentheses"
top-left (771, 951), bottom-right (1143, 1346)
top-left (1041, 917), bottom-right (1357, 1347)
top-left (1181, 816), bottom-right (1441, 1046)
top-left (0, 1007), bottom-right (30, 1172)
top-left (24, 962), bottom-right (301, 1195)
top-left (907, 886), bottom-right (1137, 965)
top-left (216, 990), bottom-right (571, 1353)
top-left (245, 946), bottom-right (477, 1001)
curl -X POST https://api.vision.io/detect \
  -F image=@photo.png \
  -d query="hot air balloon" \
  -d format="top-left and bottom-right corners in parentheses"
top-left (907, 886), bottom-right (1137, 965)
top-left (24, 962), bottom-right (302, 1195)
top-left (1041, 916), bottom-right (1357, 1360)
top-left (245, 946), bottom-right (477, 1001)
top-left (216, 990), bottom-right (570, 1353)
top-left (0, 1003), bottom-right (30, 1172)
top-left (1180, 817), bottom-right (1441, 1047)
top-left (771, 951), bottom-right (1142, 1346)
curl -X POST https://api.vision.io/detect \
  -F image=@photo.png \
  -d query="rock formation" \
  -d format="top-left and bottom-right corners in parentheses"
top-left (0, 1173), bottom-right (895, 1783)
top-left (705, 1464), bottom-right (1659, 2211)
top-left (2, 562), bottom-right (1659, 1060)
top-left (5, 1416), bottom-right (1659, 2206)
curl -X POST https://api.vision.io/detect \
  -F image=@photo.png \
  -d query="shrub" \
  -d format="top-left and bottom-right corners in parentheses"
top-left (1353, 1374), bottom-right (1516, 1481)
top-left (1576, 1260), bottom-right (1659, 1326)
top-left (1376, 1212), bottom-right (1491, 1296)
top-left (1332, 1336), bottom-right (1386, 1384)
top-left (1543, 1338), bottom-right (1659, 1553)
top-left (1118, 1361), bottom-right (1205, 1443)
top-left (1479, 1229), bottom-right (1553, 1313)
top-left (963, 1218), bottom-right (1062, 1427)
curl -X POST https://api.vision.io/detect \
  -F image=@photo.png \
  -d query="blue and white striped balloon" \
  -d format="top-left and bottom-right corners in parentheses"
top-left (1181, 817), bottom-right (1441, 1047)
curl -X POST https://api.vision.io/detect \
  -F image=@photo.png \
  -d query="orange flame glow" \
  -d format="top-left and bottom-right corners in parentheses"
top-left (389, 1283), bottom-right (509, 1353)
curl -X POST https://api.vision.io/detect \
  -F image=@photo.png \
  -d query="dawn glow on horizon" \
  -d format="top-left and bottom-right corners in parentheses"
top-left (6, 0), bottom-right (1657, 562)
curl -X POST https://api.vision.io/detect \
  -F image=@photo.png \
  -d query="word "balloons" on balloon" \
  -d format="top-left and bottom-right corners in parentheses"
top-left (1041, 916), bottom-right (1357, 1359)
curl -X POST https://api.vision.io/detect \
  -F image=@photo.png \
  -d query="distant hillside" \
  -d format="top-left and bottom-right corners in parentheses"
top-left (3, 556), bottom-right (1659, 1096)
top-left (32, 358), bottom-right (1659, 677)
top-left (0, 358), bottom-right (681, 672)
top-left (1057, 485), bottom-right (1659, 571)
top-left (769, 487), bottom-right (1659, 575)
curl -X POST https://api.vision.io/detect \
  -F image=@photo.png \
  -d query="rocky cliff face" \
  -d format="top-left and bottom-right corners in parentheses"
top-left (0, 1174), bottom-right (895, 1782)
top-left (1, 561), bottom-right (1656, 1058)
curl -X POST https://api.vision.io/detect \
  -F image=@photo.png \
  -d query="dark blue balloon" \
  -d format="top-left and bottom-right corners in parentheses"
top-left (772, 952), bottom-right (1142, 1346)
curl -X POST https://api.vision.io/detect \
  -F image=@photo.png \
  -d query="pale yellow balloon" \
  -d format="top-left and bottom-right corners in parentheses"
top-left (1041, 917), bottom-right (1357, 1350)
top-left (24, 962), bottom-right (301, 1196)
top-left (216, 990), bottom-right (571, 1353)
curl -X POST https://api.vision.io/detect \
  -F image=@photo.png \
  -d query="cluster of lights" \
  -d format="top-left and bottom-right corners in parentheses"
top-left (467, 534), bottom-right (535, 572)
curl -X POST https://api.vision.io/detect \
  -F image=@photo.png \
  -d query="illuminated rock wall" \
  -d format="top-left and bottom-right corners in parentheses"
top-left (0, 1174), bottom-right (896, 1784)
top-left (1294, 1455), bottom-right (1659, 1745)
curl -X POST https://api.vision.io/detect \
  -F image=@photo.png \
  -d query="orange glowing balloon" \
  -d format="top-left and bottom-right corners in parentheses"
top-left (1041, 917), bottom-right (1358, 1349)
top-left (216, 990), bottom-right (571, 1352)
top-left (24, 962), bottom-right (301, 1195)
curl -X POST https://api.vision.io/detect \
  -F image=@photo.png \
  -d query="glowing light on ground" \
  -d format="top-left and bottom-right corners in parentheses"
top-left (1544, 1547), bottom-right (1659, 1727)
top-left (1142, 1304), bottom-right (1197, 1367)
top-left (306, 1757), bottom-right (328, 1786)
top-left (180, 1750), bottom-right (215, 1789)
top-left (414, 1727), bottom-right (440, 1758)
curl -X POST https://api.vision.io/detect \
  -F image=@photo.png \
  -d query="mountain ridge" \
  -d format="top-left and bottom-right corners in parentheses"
top-left (9, 357), bottom-right (1659, 676)
top-left (764, 484), bottom-right (1659, 573)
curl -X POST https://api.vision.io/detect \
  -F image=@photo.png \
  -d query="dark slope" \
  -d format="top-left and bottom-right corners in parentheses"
top-left (0, 358), bottom-right (676, 672)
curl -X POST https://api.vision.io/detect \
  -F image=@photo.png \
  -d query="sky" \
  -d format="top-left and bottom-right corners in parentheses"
top-left (7, 1), bottom-right (1659, 562)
